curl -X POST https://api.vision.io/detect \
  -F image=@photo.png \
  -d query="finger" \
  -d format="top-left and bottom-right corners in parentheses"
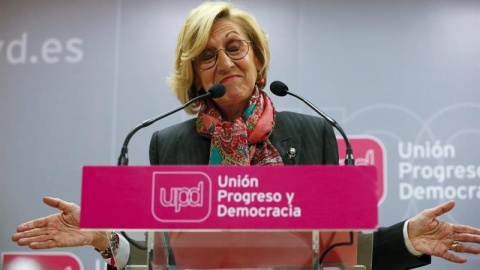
top-left (442, 251), bottom-right (467, 264)
top-left (453, 232), bottom-right (480, 244)
top-left (17, 234), bottom-right (52, 247)
top-left (15, 217), bottom-right (49, 233)
top-left (455, 243), bottom-right (480, 255)
top-left (29, 239), bottom-right (58, 249)
top-left (43, 197), bottom-right (75, 212)
top-left (13, 226), bottom-right (52, 240)
top-left (426, 200), bottom-right (455, 219)
top-left (452, 224), bottom-right (480, 235)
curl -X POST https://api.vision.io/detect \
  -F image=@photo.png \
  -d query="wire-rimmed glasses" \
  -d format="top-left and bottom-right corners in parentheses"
top-left (193, 40), bottom-right (251, 70)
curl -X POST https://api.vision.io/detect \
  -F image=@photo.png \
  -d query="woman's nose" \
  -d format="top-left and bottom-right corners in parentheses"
top-left (215, 50), bottom-right (234, 71)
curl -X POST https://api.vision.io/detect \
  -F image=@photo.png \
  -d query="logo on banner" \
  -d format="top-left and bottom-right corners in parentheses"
top-left (1, 252), bottom-right (83, 270)
top-left (152, 171), bottom-right (212, 222)
top-left (337, 136), bottom-right (387, 205)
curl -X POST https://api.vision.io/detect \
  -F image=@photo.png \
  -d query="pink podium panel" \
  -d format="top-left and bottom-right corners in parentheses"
top-left (166, 231), bottom-right (358, 268)
top-left (80, 165), bottom-right (378, 230)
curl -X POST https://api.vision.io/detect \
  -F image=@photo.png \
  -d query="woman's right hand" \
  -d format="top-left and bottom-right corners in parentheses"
top-left (12, 197), bottom-right (109, 251)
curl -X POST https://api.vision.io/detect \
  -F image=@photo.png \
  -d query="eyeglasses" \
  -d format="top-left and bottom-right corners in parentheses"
top-left (193, 40), bottom-right (250, 70)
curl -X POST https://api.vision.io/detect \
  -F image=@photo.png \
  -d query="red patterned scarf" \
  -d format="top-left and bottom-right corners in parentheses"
top-left (196, 87), bottom-right (283, 166)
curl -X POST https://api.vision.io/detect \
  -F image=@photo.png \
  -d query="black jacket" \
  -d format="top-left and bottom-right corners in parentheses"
top-left (149, 111), bottom-right (431, 270)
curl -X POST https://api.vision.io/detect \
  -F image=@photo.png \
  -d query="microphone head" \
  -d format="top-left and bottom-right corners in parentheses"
top-left (270, 81), bottom-right (289, 96)
top-left (208, 84), bottom-right (226, 98)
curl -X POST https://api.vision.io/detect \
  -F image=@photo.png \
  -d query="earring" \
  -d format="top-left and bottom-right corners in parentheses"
top-left (258, 76), bottom-right (265, 86)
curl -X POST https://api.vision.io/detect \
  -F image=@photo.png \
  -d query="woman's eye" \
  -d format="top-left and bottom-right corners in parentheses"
top-left (226, 42), bottom-right (241, 52)
top-left (200, 50), bottom-right (215, 61)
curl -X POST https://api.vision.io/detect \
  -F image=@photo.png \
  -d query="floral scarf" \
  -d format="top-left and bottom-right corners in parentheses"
top-left (196, 87), bottom-right (283, 166)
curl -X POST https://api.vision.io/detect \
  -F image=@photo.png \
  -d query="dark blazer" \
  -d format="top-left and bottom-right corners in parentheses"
top-left (149, 111), bottom-right (431, 270)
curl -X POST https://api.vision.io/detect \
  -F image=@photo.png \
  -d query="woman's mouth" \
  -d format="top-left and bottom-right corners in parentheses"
top-left (220, 75), bottom-right (241, 84)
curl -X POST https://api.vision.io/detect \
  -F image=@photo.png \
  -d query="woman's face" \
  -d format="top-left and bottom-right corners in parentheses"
top-left (194, 18), bottom-right (261, 118)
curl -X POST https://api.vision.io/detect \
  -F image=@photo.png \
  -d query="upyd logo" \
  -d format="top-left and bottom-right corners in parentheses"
top-left (2, 252), bottom-right (83, 270)
top-left (160, 182), bottom-right (204, 213)
top-left (152, 172), bottom-right (212, 222)
top-left (337, 136), bottom-right (387, 205)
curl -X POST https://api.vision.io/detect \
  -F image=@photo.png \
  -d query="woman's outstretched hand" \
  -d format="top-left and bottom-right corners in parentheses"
top-left (408, 200), bottom-right (480, 263)
top-left (12, 197), bottom-right (108, 250)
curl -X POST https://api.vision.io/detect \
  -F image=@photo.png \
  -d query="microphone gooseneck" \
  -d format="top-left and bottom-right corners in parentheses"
top-left (269, 80), bottom-right (354, 165)
top-left (115, 84), bottom-right (226, 255)
top-left (117, 84), bottom-right (226, 165)
top-left (270, 81), bottom-right (355, 270)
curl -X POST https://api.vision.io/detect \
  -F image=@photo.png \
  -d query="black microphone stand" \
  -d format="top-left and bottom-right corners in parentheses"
top-left (286, 91), bottom-right (355, 269)
top-left (115, 94), bottom-right (213, 254)
top-left (110, 85), bottom-right (226, 268)
top-left (269, 81), bottom-right (355, 270)
top-left (118, 90), bottom-right (221, 166)
top-left (284, 91), bottom-right (355, 166)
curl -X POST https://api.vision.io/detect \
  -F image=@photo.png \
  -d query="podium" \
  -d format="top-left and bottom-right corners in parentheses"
top-left (80, 165), bottom-right (378, 270)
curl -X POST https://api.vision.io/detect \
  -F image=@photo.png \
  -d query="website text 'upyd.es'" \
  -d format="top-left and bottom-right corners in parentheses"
top-left (1, 32), bottom-right (83, 65)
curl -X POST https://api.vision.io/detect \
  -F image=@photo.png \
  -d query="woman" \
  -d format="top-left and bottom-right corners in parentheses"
top-left (12, 2), bottom-right (480, 270)
top-left (150, 1), bottom-right (337, 167)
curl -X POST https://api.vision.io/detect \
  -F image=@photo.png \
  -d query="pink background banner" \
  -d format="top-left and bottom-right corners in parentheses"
top-left (1, 252), bottom-right (83, 270)
top-left (338, 136), bottom-right (387, 205)
top-left (80, 165), bottom-right (378, 230)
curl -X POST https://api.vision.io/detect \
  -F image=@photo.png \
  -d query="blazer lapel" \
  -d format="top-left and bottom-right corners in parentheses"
top-left (270, 113), bottom-right (303, 165)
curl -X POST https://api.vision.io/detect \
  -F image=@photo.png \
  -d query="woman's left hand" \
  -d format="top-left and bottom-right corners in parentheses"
top-left (408, 200), bottom-right (480, 263)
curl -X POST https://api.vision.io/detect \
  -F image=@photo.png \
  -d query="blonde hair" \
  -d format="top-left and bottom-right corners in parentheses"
top-left (167, 1), bottom-right (270, 114)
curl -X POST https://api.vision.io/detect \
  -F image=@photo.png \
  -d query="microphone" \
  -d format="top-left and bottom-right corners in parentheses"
top-left (271, 80), bottom-right (355, 270)
top-left (270, 80), bottom-right (354, 165)
top-left (117, 84), bottom-right (226, 165)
